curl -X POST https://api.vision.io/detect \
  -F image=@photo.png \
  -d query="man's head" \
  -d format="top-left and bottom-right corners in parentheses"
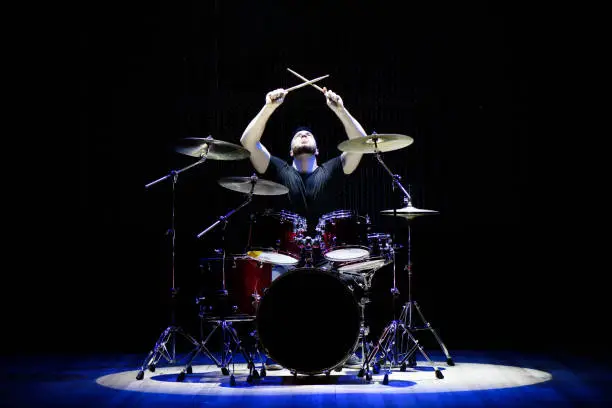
top-left (290, 126), bottom-right (318, 158)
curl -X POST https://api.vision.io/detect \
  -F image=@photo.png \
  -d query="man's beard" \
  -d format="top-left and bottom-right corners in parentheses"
top-left (292, 145), bottom-right (317, 157)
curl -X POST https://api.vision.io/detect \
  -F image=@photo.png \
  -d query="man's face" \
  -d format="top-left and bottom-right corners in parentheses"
top-left (290, 130), bottom-right (318, 157)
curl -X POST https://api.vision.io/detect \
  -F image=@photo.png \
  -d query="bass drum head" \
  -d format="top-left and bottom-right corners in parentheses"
top-left (256, 268), bottom-right (361, 375)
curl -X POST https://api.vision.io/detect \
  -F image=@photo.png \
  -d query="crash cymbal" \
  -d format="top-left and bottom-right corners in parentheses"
top-left (218, 176), bottom-right (289, 196)
top-left (175, 137), bottom-right (251, 160)
top-left (380, 205), bottom-right (439, 220)
top-left (337, 134), bottom-right (414, 153)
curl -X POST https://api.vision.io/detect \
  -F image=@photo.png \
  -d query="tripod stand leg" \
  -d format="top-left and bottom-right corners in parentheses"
top-left (357, 325), bottom-right (372, 368)
top-left (223, 322), bottom-right (257, 384)
top-left (412, 301), bottom-right (454, 366)
top-left (398, 329), bottom-right (444, 379)
top-left (198, 323), bottom-right (223, 367)
top-left (359, 321), bottom-right (398, 380)
top-left (176, 324), bottom-right (224, 382)
top-left (249, 328), bottom-right (267, 377)
top-left (136, 326), bottom-right (200, 380)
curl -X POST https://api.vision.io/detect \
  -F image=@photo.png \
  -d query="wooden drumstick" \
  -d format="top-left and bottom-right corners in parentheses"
top-left (287, 68), bottom-right (325, 92)
top-left (284, 74), bottom-right (329, 93)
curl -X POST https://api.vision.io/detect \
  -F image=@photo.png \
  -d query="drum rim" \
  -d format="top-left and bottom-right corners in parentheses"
top-left (367, 232), bottom-right (391, 239)
top-left (261, 208), bottom-right (306, 222)
top-left (319, 209), bottom-right (356, 220)
top-left (335, 255), bottom-right (391, 273)
top-left (255, 267), bottom-right (361, 374)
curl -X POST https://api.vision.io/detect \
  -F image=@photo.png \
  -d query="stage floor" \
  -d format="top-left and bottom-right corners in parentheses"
top-left (1, 349), bottom-right (610, 407)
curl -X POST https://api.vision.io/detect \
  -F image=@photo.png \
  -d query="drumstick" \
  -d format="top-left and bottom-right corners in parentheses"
top-left (287, 68), bottom-right (325, 92)
top-left (285, 74), bottom-right (329, 93)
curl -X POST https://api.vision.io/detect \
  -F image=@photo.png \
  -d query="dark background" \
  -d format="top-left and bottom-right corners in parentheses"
top-left (18, 1), bottom-right (597, 358)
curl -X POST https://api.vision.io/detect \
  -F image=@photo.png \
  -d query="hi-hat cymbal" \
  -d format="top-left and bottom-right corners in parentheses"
top-left (380, 205), bottom-right (439, 219)
top-left (218, 176), bottom-right (289, 196)
top-left (337, 134), bottom-right (414, 153)
top-left (175, 137), bottom-right (251, 160)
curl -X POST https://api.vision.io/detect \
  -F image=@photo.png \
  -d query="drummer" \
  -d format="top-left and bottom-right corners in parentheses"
top-left (240, 86), bottom-right (368, 247)
top-left (240, 86), bottom-right (369, 370)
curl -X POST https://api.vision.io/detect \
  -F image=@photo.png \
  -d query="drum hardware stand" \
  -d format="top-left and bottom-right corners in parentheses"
top-left (357, 236), bottom-right (444, 383)
top-left (356, 294), bottom-right (372, 367)
top-left (357, 143), bottom-right (445, 383)
top-left (175, 174), bottom-right (262, 385)
top-left (298, 235), bottom-right (319, 267)
top-left (176, 312), bottom-right (260, 385)
top-left (136, 153), bottom-right (211, 381)
top-left (396, 198), bottom-right (454, 368)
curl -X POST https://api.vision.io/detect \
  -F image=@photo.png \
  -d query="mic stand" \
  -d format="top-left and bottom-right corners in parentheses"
top-left (136, 154), bottom-right (210, 381)
top-left (357, 145), bottom-right (444, 383)
top-left (176, 175), bottom-right (260, 386)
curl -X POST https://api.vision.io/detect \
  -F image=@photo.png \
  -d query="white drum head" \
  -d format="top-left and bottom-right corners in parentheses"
top-left (324, 247), bottom-right (370, 262)
top-left (247, 249), bottom-right (299, 265)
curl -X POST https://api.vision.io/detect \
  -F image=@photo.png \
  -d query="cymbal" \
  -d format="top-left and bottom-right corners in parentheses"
top-left (218, 176), bottom-right (289, 196)
top-left (380, 205), bottom-right (439, 220)
top-left (337, 134), bottom-right (414, 153)
top-left (175, 137), bottom-right (250, 160)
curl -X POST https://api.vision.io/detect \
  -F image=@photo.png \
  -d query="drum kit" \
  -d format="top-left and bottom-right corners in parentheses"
top-left (135, 131), bottom-right (454, 385)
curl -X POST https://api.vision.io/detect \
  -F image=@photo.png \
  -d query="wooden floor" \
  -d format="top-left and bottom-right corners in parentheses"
top-left (1, 349), bottom-right (610, 407)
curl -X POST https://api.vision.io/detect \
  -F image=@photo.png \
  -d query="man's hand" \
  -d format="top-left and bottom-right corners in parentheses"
top-left (265, 88), bottom-right (287, 107)
top-left (323, 87), bottom-right (344, 112)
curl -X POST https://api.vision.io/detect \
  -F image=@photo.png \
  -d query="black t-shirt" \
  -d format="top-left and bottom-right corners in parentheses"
top-left (260, 155), bottom-right (345, 235)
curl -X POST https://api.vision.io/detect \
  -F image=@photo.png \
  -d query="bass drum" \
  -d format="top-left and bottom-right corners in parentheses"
top-left (256, 268), bottom-right (361, 375)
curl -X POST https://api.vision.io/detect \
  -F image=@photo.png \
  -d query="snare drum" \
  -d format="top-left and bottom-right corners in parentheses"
top-left (247, 209), bottom-right (306, 265)
top-left (317, 210), bottom-right (370, 262)
top-left (334, 233), bottom-right (394, 274)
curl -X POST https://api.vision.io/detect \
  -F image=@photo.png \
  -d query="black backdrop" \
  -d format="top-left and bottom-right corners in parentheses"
top-left (22, 1), bottom-right (590, 358)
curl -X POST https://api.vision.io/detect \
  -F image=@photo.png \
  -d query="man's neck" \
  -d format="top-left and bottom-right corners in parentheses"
top-left (292, 154), bottom-right (319, 174)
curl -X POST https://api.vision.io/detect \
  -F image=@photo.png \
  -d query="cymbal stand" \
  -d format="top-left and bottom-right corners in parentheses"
top-left (396, 199), bottom-right (454, 368)
top-left (136, 154), bottom-right (210, 381)
top-left (357, 145), bottom-right (444, 383)
top-left (175, 175), bottom-right (260, 385)
top-left (378, 147), bottom-right (452, 367)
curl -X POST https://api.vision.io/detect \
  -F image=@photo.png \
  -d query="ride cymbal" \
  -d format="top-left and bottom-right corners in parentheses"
top-left (175, 137), bottom-right (251, 160)
top-left (218, 176), bottom-right (289, 196)
top-left (380, 206), bottom-right (439, 219)
top-left (337, 134), bottom-right (414, 153)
